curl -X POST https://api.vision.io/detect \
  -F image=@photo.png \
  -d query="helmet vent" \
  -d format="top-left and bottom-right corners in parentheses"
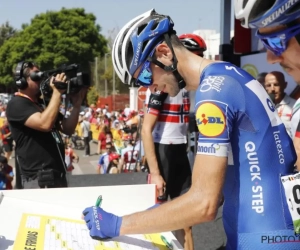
top-left (151, 21), bottom-right (159, 31)
top-left (286, 2), bottom-right (300, 15)
top-left (126, 42), bottom-right (133, 69)
top-left (142, 40), bottom-right (149, 52)
top-left (137, 24), bottom-right (147, 35)
top-left (249, 0), bottom-right (275, 22)
top-left (242, 0), bottom-right (249, 9)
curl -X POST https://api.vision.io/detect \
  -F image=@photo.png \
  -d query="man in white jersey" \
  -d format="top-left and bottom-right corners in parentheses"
top-left (142, 33), bottom-right (207, 250)
top-left (119, 139), bottom-right (141, 173)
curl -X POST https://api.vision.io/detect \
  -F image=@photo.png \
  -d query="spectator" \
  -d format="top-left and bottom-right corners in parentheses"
top-left (256, 72), bottom-right (268, 85)
top-left (124, 104), bottom-right (131, 117)
top-left (1, 118), bottom-right (13, 161)
top-left (264, 71), bottom-right (296, 137)
top-left (97, 142), bottom-right (113, 174)
top-left (106, 153), bottom-right (120, 174)
top-left (0, 155), bottom-right (13, 190)
top-left (65, 143), bottom-right (79, 172)
top-left (119, 139), bottom-right (140, 173)
top-left (81, 116), bottom-right (91, 157)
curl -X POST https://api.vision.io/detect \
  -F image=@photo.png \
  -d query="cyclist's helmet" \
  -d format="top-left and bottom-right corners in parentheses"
top-left (179, 34), bottom-right (207, 52)
top-left (235, 0), bottom-right (300, 28)
top-left (112, 9), bottom-right (174, 85)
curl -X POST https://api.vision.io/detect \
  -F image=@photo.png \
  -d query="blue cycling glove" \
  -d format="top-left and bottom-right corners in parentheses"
top-left (82, 206), bottom-right (122, 240)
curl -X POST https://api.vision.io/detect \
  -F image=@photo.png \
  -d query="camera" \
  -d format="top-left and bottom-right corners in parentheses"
top-left (30, 64), bottom-right (90, 97)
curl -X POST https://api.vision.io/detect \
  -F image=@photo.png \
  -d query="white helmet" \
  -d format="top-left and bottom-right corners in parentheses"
top-left (112, 9), bottom-right (174, 85)
top-left (235, 0), bottom-right (300, 28)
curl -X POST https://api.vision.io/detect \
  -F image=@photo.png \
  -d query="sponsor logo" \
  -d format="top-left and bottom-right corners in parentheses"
top-left (261, 0), bottom-right (299, 27)
top-left (93, 206), bottom-right (101, 230)
top-left (197, 143), bottom-right (220, 154)
top-left (197, 142), bottom-right (229, 157)
top-left (225, 65), bottom-right (243, 77)
top-left (150, 98), bottom-right (161, 106)
top-left (266, 98), bottom-right (275, 112)
top-left (133, 42), bottom-right (142, 66)
top-left (245, 141), bottom-right (264, 214)
top-left (200, 76), bottom-right (225, 92)
top-left (273, 131), bottom-right (285, 164)
top-left (196, 102), bottom-right (225, 137)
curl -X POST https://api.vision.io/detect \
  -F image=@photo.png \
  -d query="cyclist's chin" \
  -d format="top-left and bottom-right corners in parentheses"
top-left (287, 69), bottom-right (300, 85)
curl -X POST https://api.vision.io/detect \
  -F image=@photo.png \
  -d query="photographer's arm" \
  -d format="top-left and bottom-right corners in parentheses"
top-left (25, 74), bottom-right (66, 131)
top-left (61, 88), bottom-right (88, 135)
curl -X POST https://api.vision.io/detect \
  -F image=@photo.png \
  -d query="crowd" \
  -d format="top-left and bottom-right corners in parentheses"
top-left (2, 1), bottom-right (300, 249)
top-left (64, 103), bottom-right (146, 174)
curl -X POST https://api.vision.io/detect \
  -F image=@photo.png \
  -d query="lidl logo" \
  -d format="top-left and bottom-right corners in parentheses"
top-left (196, 102), bottom-right (226, 137)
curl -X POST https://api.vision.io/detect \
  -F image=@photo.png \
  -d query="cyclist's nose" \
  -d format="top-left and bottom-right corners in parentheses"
top-left (266, 50), bottom-right (282, 64)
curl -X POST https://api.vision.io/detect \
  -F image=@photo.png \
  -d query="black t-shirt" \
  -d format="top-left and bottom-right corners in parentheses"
top-left (6, 95), bottom-right (66, 178)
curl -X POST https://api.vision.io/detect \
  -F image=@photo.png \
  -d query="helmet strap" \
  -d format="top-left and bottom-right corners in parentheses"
top-left (147, 33), bottom-right (186, 89)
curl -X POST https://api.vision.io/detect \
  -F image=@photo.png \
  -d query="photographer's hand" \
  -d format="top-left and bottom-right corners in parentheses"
top-left (61, 88), bottom-right (88, 135)
top-left (70, 88), bottom-right (88, 108)
top-left (50, 73), bottom-right (67, 95)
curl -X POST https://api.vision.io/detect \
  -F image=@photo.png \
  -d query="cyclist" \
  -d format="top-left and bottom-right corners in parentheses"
top-left (235, 0), bottom-right (300, 170)
top-left (82, 9), bottom-right (297, 249)
top-left (143, 33), bottom-right (207, 250)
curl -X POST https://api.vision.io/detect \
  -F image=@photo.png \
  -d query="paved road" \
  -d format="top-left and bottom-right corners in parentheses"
top-left (8, 141), bottom-right (226, 249)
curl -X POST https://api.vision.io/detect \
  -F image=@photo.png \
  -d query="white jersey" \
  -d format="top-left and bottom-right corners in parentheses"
top-left (291, 97), bottom-right (300, 138)
top-left (146, 88), bottom-right (190, 144)
top-left (275, 94), bottom-right (296, 138)
top-left (121, 145), bottom-right (139, 172)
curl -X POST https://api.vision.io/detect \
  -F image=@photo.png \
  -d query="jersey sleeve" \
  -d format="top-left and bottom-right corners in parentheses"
top-left (146, 89), bottom-right (168, 116)
top-left (6, 96), bottom-right (41, 125)
top-left (98, 155), bottom-right (104, 165)
top-left (195, 71), bottom-right (244, 157)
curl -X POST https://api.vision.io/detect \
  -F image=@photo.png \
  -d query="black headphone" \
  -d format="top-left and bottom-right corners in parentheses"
top-left (15, 61), bottom-right (35, 90)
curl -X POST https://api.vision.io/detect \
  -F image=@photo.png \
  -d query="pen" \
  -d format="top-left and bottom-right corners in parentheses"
top-left (95, 195), bottom-right (102, 207)
top-left (161, 235), bottom-right (173, 250)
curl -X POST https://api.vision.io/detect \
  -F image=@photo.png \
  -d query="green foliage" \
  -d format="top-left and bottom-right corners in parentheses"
top-left (0, 21), bottom-right (17, 47)
top-left (0, 8), bottom-right (108, 85)
top-left (86, 86), bottom-right (99, 106)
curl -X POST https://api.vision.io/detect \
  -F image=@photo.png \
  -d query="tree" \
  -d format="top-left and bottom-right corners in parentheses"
top-left (0, 21), bottom-right (17, 47)
top-left (86, 86), bottom-right (99, 106)
top-left (0, 8), bottom-right (108, 85)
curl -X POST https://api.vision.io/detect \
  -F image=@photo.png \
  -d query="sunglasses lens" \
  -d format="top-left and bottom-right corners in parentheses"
top-left (136, 61), bottom-right (153, 87)
top-left (261, 37), bottom-right (285, 56)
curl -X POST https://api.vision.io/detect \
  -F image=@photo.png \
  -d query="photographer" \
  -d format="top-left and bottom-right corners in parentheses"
top-left (6, 61), bottom-right (87, 189)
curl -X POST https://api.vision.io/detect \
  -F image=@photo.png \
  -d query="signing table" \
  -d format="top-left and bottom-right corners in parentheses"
top-left (0, 184), bottom-right (183, 250)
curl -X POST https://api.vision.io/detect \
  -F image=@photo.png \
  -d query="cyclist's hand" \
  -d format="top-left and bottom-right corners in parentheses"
top-left (82, 206), bottom-right (122, 240)
top-left (149, 173), bottom-right (166, 197)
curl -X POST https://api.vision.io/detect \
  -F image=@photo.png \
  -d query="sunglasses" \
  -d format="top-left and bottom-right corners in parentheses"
top-left (256, 23), bottom-right (300, 56)
top-left (135, 49), bottom-right (156, 87)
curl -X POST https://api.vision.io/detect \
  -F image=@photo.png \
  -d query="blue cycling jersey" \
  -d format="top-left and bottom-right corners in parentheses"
top-left (195, 62), bottom-right (298, 250)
